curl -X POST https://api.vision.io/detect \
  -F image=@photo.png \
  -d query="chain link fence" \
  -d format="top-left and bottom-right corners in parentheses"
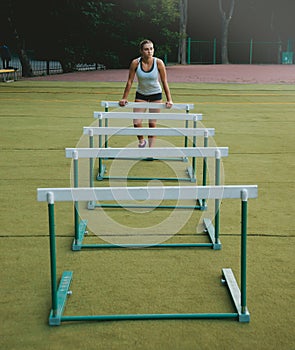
top-left (184, 38), bottom-right (294, 65)
top-left (8, 55), bottom-right (105, 79)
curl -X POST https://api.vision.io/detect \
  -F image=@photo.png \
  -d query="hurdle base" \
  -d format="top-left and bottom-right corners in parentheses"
top-left (49, 271), bottom-right (73, 326)
top-left (104, 156), bottom-right (189, 163)
top-left (186, 166), bottom-right (196, 183)
top-left (71, 218), bottom-right (217, 251)
top-left (72, 220), bottom-right (88, 251)
top-left (97, 176), bottom-right (193, 182)
top-left (221, 268), bottom-right (250, 323)
top-left (73, 243), bottom-right (215, 249)
top-left (88, 200), bottom-right (206, 210)
top-left (96, 174), bottom-right (194, 182)
top-left (49, 269), bottom-right (248, 326)
top-left (197, 199), bottom-right (207, 211)
top-left (88, 201), bottom-right (96, 210)
top-left (69, 218), bottom-right (218, 250)
top-left (97, 164), bottom-right (107, 181)
top-left (142, 157), bottom-right (189, 163)
top-left (96, 164), bottom-right (195, 182)
top-left (203, 218), bottom-right (221, 250)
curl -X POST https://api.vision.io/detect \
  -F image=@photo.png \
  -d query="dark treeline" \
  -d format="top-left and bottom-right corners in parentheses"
top-left (1, 0), bottom-right (294, 75)
top-left (1, 0), bottom-right (179, 73)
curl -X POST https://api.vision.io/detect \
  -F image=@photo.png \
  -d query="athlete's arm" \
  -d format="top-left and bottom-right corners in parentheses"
top-left (119, 59), bottom-right (138, 106)
top-left (157, 59), bottom-right (173, 108)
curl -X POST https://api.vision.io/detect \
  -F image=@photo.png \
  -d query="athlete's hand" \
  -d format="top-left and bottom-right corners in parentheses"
top-left (165, 101), bottom-right (173, 109)
top-left (119, 99), bottom-right (128, 107)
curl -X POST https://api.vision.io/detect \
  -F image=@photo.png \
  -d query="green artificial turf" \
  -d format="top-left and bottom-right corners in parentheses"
top-left (0, 80), bottom-right (294, 349)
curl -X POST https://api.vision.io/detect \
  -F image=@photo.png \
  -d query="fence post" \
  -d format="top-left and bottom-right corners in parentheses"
top-left (213, 38), bottom-right (217, 64)
top-left (187, 37), bottom-right (191, 65)
top-left (164, 54), bottom-right (168, 66)
top-left (249, 39), bottom-right (253, 64)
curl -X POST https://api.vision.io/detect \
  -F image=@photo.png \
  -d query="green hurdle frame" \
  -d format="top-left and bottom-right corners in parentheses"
top-left (67, 148), bottom-right (226, 250)
top-left (66, 146), bottom-right (228, 185)
top-left (37, 185), bottom-right (257, 326)
top-left (66, 146), bottom-right (227, 211)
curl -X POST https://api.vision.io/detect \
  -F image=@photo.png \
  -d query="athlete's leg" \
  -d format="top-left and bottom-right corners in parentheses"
top-left (148, 99), bottom-right (162, 147)
top-left (134, 98), bottom-right (147, 146)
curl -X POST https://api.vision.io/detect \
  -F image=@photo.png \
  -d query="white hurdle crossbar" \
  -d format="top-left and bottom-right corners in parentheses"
top-left (100, 101), bottom-right (195, 111)
top-left (94, 111), bottom-right (202, 121)
top-left (83, 126), bottom-right (214, 137)
top-left (66, 146), bottom-right (228, 184)
top-left (65, 147), bottom-right (228, 159)
top-left (38, 185), bottom-right (257, 202)
top-left (37, 185), bottom-right (257, 325)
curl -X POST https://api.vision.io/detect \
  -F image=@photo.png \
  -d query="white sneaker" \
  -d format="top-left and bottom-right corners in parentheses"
top-left (138, 139), bottom-right (147, 148)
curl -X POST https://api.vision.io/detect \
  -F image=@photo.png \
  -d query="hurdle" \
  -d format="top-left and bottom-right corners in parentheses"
top-left (94, 109), bottom-right (202, 152)
top-left (53, 145), bottom-right (226, 252)
top-left (66, 146), bottom-right (227, 183)
top-left (83, 126), bottom-right (215, 183)
top-left (66, 144), bottom-right (225, 211)
top-left (37, 185), bottom-right (258, 325)
top-left (65, 147), bottom-right (227, 249)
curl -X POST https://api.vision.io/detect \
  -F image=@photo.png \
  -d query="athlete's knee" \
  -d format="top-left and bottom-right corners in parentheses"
top-left (149, 120), bottom-right (156, 128)
top-left (133, 119), bottom-right (142, 128)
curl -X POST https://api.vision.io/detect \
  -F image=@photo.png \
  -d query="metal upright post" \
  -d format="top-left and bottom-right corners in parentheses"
top-left (47, 192), bottom-right (58, 317)
top-left (202, 130), bottom-right (208, 186)
top-left (184, 104), bottom-right (190, 147)
top-left (191, 116), bottom-right (197, 179)
top-left (98, 115), bottom-right (103, 176)
top-left (104, 103), bottom-right (109, 147)
top-left (241, 189), bottom-right (248, 314)
top-left (88, 129), bottom-right (96, 209)
top-left (202, 130), bottom-right (208, 207)
top-left (214, 150), bottom-right (221, 244)
top-left (184, 119), bottom-right (189, 147)
top-left (73, 151), bottom-right (79, 242)
top-left (89, 129), bottom-right (94, 188)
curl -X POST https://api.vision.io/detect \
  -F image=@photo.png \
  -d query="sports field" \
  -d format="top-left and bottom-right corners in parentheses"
top-left (1, 66), bottom-right (294, 349)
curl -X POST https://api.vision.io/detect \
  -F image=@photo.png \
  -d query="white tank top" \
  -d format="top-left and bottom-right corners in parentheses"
top-left (136, 57), bottom-right (162, 95)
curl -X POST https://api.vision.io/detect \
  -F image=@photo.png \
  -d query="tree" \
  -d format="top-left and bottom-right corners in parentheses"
top-left (2, 0), bottom-right (118, 72)
top-left (1, 0), bottom-right (180, 71)
top-left (45, 0), bottom-right (115, 71)
top-left (111, 0), bottom-right (179, 67)
top-left (178, 0), bottom-right (188, 64)
top-left (5, 0), bottom-right (33, 77)
top-left (218, 0), bottom-right (235, 64)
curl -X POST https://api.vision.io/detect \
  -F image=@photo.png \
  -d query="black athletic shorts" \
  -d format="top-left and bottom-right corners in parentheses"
top-left (135, 91), bottom-right (162, 102)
